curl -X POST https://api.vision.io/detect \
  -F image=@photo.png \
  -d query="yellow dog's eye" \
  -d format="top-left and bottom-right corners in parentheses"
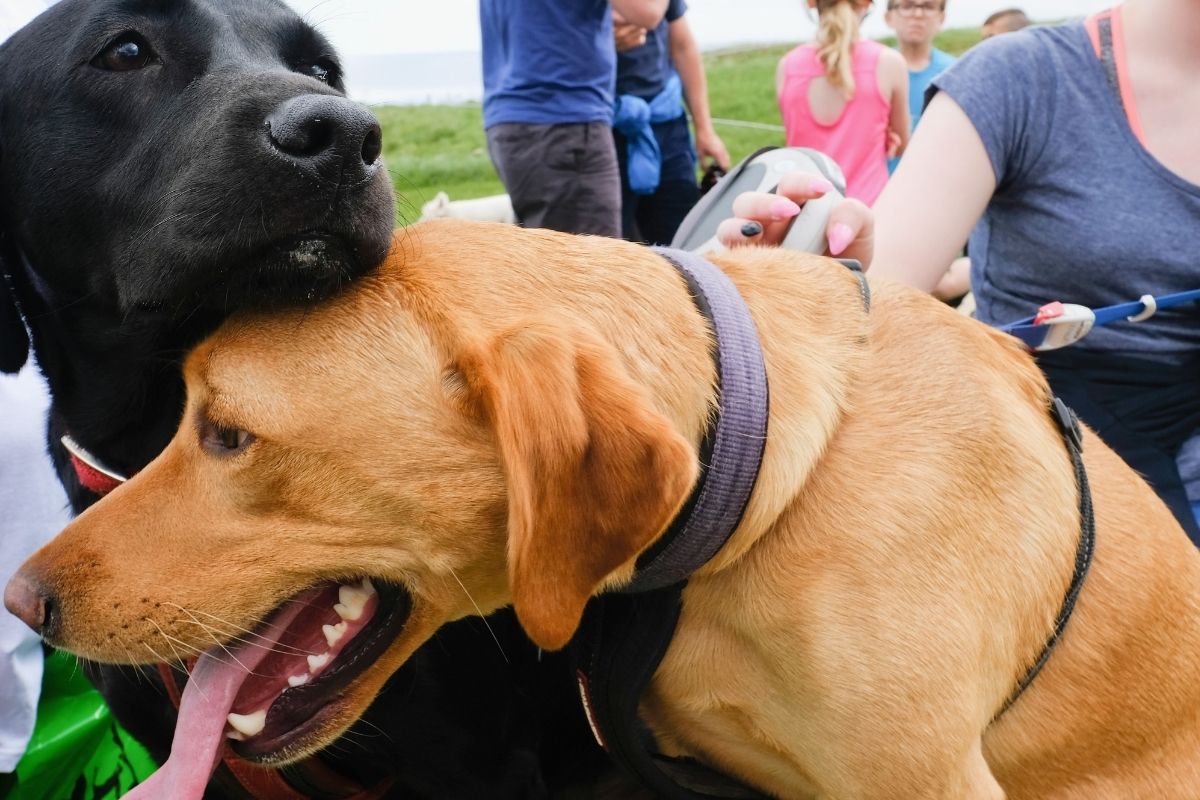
top-left (199, 418), bottom-right (255, 455)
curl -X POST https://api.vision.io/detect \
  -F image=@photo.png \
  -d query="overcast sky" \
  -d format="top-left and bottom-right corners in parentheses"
top-left (281, 0), bottom-right (1114, 56)
top-left (2, 1), bottom-right (1114, 57)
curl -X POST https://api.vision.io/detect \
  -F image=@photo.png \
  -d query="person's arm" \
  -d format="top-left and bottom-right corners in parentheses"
top-left (668, 15), bottom-right (730, 170)
top-left (870, 91), bottom-right (995, 291)
top-left (714, 92), bottom-right (994, 283)
top-left (880, 48), bottom-right (911, 159)
top-left (933, 256), bottom-right (971, 301)
top-left (611, 0), bottom-right (667, 31)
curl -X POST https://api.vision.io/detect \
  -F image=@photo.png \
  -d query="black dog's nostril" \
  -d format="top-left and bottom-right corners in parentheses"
top-left (4, 573), bottom-right (48, 634)
top-left (267, 94), bottom-right (383, 176)
top-left (361, 124), bottom-right (382, 165)
top-left (269, 113), bottom-right (334, 157)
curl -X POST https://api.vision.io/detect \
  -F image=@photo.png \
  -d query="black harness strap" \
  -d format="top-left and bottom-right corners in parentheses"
top-left (995, 397), bottom-right (1096, 717)
top-left (574, 589), bottom-right (766, 799)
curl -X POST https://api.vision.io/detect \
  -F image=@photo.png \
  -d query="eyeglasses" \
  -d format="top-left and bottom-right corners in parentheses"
top-left (888, 2), bottom-right (944, 15)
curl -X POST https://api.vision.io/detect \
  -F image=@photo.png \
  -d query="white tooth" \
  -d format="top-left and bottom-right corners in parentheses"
top-left (322, 621), bottom-right (347, 647)
top-left (227, 710), bottom-right (267, 737)
top-left (227, 730), bottom-right (246, 741)
top-left (333, 602), bottom-right (360, 621)
top-left (336, 584), bottom-right (368, 620)
top-left (287, 673), bottom-right (309, 688)
top-left (361, 577), bottom-right (376, 595)
top-left (307, 652), bottom-right (331, 672)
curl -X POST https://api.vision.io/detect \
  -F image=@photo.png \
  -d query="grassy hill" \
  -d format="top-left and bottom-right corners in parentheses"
top-left (379, 28), bottom-right (981, 223)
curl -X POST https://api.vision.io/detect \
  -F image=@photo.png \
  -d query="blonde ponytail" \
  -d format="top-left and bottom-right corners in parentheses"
top-left (816, 0), bottom-right (862, 97)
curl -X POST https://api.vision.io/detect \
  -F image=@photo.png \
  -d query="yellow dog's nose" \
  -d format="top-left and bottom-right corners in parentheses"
top-left (4, 572), bottom-right (46, 633)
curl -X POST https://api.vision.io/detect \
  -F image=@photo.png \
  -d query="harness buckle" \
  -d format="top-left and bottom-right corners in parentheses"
top-left (1050, 397), bottom-right (1083, 452)
top-left (1031, 302), bottom-right (1096, 351)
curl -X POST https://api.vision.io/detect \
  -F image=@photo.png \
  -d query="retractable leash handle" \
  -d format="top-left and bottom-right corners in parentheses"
top-left (1002, 288), bottom-right (1200, 351)
top-left (670, 146), bottom-right (847, 256)
top-left (1002, 301), bottom-right (1097, 351)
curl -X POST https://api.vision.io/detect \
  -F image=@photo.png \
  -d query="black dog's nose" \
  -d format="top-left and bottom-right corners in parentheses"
top-left (267, 95), bottom-right (383, 177)
top-left (4, 573), bottom-right (48, 633)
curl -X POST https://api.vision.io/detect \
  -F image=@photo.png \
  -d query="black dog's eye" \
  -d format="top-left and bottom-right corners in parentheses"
top-left (300, 60), bottom-right (337, 83)
top-left (91, 33), bottom-right (156, 71)
top-left (199, 418), bottom-right (255, 455)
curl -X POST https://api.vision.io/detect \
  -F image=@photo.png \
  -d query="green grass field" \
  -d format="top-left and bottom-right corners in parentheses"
top-left (379, 29), bottom-right (981, 224)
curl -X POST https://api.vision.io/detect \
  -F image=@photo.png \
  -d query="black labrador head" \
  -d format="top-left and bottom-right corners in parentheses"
top-left (0, 0), bottom-right (395, 375)
top-left (0, 0), bottom-right (397, 492)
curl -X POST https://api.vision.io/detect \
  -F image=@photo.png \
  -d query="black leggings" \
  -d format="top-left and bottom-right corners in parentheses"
top-left (1037, 350), bottom-right (1200, 544)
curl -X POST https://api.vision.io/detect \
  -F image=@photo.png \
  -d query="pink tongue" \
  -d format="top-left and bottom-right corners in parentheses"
top-left (122, 601), bottom-right (309, 800)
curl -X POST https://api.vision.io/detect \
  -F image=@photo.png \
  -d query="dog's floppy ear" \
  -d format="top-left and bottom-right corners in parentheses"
top-left (463, 319), bottom-right (697, 651)
top-left (0, 236), bottom-right (31, 374)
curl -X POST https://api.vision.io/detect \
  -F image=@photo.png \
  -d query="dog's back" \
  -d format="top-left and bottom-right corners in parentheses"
top-left (647, 244), bottom-right (1200, 798)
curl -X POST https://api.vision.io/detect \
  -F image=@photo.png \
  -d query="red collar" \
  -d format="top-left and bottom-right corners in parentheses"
top-left (61, 434), bottom-right (128, 496)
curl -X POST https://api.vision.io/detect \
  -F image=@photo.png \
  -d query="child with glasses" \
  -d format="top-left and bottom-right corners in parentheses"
top-left (884, 0), bottom-right (955, 172)
top-left (776, 0), bottom-right (910, 205)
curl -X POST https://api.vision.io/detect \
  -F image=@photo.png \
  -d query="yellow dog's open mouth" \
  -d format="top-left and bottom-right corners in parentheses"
top-left (227, 578), bottom-right (411, 757)
top-left (124, 578), bottom-right (411, 799)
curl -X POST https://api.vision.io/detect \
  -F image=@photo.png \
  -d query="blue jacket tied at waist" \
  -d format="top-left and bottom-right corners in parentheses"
top-left (613, 72), bottom-right (685, 195)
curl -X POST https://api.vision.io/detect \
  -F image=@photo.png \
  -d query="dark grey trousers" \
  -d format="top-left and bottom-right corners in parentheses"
top-left (486, 121), bottom-right (621, 237)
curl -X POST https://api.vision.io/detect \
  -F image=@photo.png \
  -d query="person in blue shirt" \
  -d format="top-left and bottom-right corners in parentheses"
top-left (480, 0), bottom-right (667, 237)
top-left (884, 0), bottom-right (955, 172)
top-left (611, 0), bottom-right (730, 245)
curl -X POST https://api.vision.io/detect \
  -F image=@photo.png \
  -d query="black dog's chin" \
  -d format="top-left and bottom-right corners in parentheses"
top-left (217, 235), bottom-right (361, 308)
top-left (131, 231), bottom-right (387, 316)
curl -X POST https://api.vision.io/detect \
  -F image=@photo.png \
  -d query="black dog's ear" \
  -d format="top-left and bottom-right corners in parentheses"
top-left (0, 236), bottom-right (31, 374)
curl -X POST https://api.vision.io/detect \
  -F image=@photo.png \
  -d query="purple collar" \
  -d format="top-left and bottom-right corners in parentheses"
top-left (623, 247), bottom-right (770, 593)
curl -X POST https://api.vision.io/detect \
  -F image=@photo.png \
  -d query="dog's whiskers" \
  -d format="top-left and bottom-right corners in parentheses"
top-left (141, 640), bottom-right (211, 701)
top-left (146, 617), bottom-right (274, 680)
top-left (164, 602), bottom-right (315, 658)
top-left (147, 618), bottom-right (210, 665)
top-left (446, 567), bottom-right (509, 664)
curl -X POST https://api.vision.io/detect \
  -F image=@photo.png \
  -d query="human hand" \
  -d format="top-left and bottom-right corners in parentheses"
top-left (716, 171), bottom-right (874, 266)
top-left (612, 12), bottom-right (648, 51)
top-left (886, 129), bottom-right (903, 159)
top-left (695, 127), bottom-right (731, 171)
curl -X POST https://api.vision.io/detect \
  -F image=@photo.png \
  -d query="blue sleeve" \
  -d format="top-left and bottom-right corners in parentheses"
top-left (667, 0), bottom-right (686, 23)
top-left (930, 30), bottom-right (1057, 191)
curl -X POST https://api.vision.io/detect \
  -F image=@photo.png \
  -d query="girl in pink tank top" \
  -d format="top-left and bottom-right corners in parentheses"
top-left (777, 0), bottom-right (909, 205)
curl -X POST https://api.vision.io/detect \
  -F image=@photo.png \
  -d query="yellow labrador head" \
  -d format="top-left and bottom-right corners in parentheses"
top-left (6, 231), bottom-right (698, 765)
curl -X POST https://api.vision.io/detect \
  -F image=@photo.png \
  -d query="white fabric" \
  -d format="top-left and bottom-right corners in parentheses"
top-left (0, 361), bottom-right (70, 771)
top-left (1, 0), bottom-right (64, 772)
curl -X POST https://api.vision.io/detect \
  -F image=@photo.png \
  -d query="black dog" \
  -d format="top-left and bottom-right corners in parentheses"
top-left (0, 1), bottom-right (610, 796)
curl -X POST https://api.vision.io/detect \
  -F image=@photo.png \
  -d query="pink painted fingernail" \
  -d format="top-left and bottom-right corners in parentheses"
top-left (810, 177), bottom-right (835, 194)
top-left (827, 222), bottom-right (854, 255)
top-left (770, 198), bottom-right (801, 220)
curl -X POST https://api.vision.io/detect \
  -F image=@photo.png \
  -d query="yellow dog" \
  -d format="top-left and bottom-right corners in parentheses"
top-left (9, 220), bottom-right (1200, 799)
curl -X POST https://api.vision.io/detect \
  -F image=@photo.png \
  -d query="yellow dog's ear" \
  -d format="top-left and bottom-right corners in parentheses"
top-left (462, 319), bottom-right (697, 651)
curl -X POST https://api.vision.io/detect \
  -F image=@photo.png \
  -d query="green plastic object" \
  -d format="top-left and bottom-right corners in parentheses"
top-left (1, 649), bottom-right (158, 800)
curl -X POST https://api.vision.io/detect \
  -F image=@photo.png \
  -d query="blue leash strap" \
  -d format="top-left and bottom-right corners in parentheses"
top-left (1001, 288), bottom-right (1200, 351)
